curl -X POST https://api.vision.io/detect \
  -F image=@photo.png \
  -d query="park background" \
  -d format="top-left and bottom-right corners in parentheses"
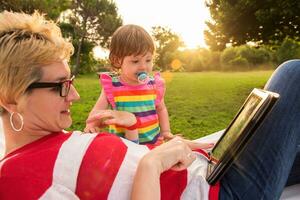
top-left (1, 0), bottom-right (299, 138)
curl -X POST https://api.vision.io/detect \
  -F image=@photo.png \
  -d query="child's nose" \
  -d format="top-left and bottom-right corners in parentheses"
top-left (139, 64), bottom-right (146, 70)
top-left (140, 61), bottom-right (150, 70)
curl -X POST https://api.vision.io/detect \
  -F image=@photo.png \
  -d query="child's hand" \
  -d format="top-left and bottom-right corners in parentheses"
top-left (85, 110), bottom-right (137, 129)
top-left (84, 124), bottom-right (103, 133)
top-left (162, 132), bottom-right (184, 141)
top-left (84, 112), bottom-right (107, 133)
top-left (162, 132), bottom-right (175, 141)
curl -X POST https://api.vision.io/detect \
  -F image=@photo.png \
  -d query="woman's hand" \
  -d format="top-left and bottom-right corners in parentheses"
top-left (131, 137), bottom-right (214, 200)
top-left (143, 137), bottom-right (213, 172)
top-left (85, 110), bottom-right (137, 133)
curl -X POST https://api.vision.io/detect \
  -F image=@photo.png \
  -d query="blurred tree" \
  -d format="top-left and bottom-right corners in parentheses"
top-left (62, 23), bottom-right (98, 73)
top-left (151, 26), bottom-right (184, 71)
top-left (0, 0), bottom-right (70, 20)
top-left (0, 0), bottom-right (120, 74)
top-left (205, 0), bottom-right (300, 50)
top-left (276, 37), bottom-right (300, 64)
top-left (67, 0), bottom-right (122, 75)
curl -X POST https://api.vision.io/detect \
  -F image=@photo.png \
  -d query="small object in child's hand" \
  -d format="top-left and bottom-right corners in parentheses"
top-left (137, 72), bottom-right (149, 84)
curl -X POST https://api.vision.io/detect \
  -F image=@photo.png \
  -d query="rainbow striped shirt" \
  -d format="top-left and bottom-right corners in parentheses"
top-left (100, 73), bottom-right (165, 144)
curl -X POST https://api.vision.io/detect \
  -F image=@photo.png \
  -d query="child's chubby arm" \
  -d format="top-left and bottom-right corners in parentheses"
top-left (125, 129), bottom-right (139, 144)
top-left (84, 89), bottom-right (109, 133)
top-left (156, 99), bottom-right (175, 140)
top-left (86, 110), bottom-right (138, 133)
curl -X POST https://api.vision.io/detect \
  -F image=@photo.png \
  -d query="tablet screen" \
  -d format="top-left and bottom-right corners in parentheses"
top-left (211, 93), bottom-right (263, 161)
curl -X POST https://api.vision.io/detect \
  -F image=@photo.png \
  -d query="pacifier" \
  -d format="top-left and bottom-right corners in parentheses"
top-left (136, 72), bottom-right (149, 84)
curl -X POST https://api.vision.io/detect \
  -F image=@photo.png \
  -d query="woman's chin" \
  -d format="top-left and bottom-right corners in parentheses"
top-left (59, 116), bottom-right (73, 129)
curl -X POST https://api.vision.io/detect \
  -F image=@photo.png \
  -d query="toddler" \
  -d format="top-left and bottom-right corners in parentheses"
top-left (85, 24), bottom-right (174, 144)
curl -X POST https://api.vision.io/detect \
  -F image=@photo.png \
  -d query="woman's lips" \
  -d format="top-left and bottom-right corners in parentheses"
top-left (61, 109), bottom-right (70, 115)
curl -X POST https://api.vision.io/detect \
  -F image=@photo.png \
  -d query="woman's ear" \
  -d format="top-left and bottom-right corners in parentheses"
top-left (0, 100), bottom-right (18, 114)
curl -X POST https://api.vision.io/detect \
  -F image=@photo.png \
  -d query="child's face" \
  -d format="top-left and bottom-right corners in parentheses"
top-left (120, 52), bottom-right (153, 84)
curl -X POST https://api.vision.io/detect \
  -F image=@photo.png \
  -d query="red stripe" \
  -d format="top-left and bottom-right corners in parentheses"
top-left (160, 170), bottom-right (188, 199)
top-left (113, 89), bottom-right (156, 96)
top-left (194, 148), bottom-right (210, 158)
top-left (0, 132), bottom-right (70, 200)
top-left (194, 149), bottom-right (220, 199)
top-left (139, 119), bottom-right (158, 128)
top-left (209, 181), bottom-right (220, 200)
top-left (76, 133), bottom-right (127, 199)
top-left (146, 141), bottom-right (188, 199)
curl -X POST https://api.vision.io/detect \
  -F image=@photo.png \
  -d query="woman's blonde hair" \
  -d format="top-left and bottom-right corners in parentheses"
top-left (0, 11), bottom-right (74, 114)
top-left (109, 24), bottom-right (155, 69)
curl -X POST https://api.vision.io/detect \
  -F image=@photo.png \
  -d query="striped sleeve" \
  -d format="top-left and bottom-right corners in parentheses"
top-left (80, 135), bottom-right (215, 200)
top-left (47, 132), bottom-right (215, 200)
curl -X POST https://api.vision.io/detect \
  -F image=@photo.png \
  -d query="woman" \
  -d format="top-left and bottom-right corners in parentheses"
top-left (0, 11), bottom-right (299, 200)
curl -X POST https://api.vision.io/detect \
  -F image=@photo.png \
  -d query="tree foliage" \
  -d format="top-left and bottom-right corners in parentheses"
top-left (151, 26), bottom-right (184, 71)
top-left (0, 0), bottom-right (70, 20)
top-left (66, 0), bottom-right (122, 74)
top-left (0, 0), bottom-right (122, 75)
top-left (276, 37), bottom-right (300, 64)
top-left (205, 0), bottom-right (300, 50)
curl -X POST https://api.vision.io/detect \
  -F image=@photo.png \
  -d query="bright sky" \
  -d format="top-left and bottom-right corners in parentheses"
top-left (116, 0), bottom-right (211, 48)
top-left (94, 0), bottom-right (211, 58)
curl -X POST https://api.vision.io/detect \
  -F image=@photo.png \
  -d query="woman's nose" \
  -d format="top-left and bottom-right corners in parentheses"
top-left (66, 85), bottom-right (80, 102)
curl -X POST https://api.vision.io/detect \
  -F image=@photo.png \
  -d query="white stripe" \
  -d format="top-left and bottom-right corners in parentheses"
top-left (40, 131), bottom-right (97, 200)
top-left (39, 184), bottom-right (80, 200)
top-left (108, 138), bottom-right (150, 200)
top-left (181, 130), bottom-right (224, 200)
top-left (181, 153), bottom-right (210, 200)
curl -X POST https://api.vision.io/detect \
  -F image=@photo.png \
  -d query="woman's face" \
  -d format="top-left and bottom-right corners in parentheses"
top-left (18, 61), bottom-right (80, 133)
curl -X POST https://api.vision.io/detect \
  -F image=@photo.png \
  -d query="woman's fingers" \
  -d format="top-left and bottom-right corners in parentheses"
top-left (153, 138), bottom-right (196, 171)
top-left (161, 137), bottom-right (212, 171)
top-left (184, 139), bottom-right (214, 150)
top-left (170, 150), bottom-right (196, 171)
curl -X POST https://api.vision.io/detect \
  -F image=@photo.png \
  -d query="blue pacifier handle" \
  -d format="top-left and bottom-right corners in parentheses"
top-left (137, 72), bottom-right (149, 83)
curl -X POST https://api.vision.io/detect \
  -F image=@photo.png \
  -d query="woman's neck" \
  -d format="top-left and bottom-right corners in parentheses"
top-left (2, 116), bottom-right (52, 156)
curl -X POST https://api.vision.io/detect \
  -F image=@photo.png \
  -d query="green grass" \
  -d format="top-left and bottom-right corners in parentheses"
top-left (69, 71), bottom-right (273, 139)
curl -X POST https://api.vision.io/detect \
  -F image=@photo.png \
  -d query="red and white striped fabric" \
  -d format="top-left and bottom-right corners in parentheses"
top-left (0, 131), bottom-right (219, 199)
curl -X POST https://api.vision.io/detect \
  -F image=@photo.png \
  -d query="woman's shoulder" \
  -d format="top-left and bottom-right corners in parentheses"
top-left (76, 133), bottom-right (136, 198)
top-left (88, 132), bottom-right (127, 150)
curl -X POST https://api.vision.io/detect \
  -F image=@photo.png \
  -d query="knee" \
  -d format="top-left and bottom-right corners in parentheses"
top-left (265, 59), bottom-right (300, 91)
top-left (277, 59), bottom-right (300, 75)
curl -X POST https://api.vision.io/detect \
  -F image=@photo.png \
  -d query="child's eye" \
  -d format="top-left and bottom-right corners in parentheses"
top-left (146, 59), bottom-right (152, 63)
top-left (132, 60), bottom-right (139, 64)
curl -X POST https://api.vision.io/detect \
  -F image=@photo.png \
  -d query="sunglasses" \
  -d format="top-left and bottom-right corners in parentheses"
top-left (27, 75), bottom-right (75, 97)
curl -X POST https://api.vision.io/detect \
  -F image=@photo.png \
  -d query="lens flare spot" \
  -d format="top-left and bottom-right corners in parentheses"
top-left (171, 59), bottom-right (182, 70)
top-left (161, 71), bottom-right (173, 83)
